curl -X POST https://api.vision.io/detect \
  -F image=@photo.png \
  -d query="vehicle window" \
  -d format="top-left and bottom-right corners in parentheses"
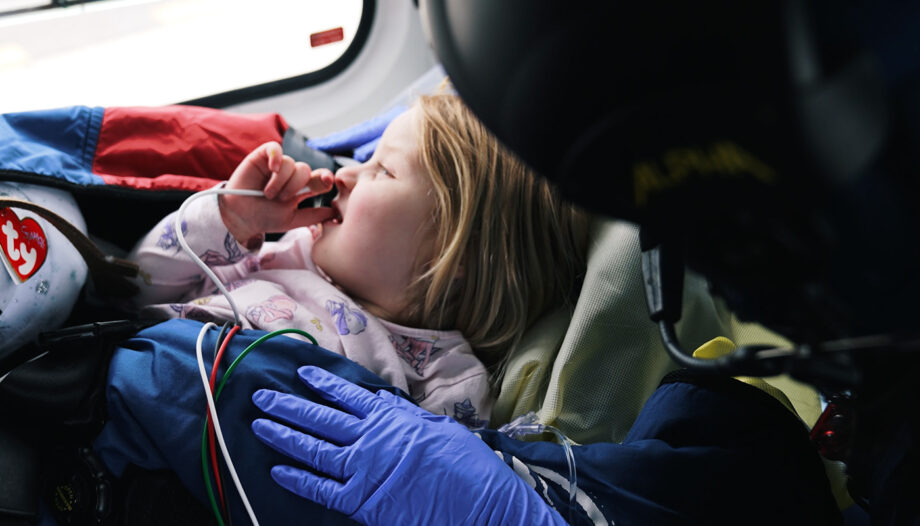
top-left (0, 0), bottom-right (365, 113)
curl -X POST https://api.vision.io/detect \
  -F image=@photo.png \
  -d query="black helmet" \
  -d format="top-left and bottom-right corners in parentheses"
top-left (420, 0), bottom-right (920, 349)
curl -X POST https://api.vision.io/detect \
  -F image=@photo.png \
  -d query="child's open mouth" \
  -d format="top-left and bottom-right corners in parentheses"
top-left (310, 208), bottom-right (342, 240)
top-left (327, 203), bottom-right (343, 225)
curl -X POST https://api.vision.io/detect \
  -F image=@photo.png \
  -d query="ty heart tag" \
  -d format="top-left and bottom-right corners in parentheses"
top-left (0, 207), bottom-right (48, 283)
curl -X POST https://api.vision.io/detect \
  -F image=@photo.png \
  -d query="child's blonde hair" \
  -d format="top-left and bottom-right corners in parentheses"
top-left (403, 91), bottom-right (590, 369)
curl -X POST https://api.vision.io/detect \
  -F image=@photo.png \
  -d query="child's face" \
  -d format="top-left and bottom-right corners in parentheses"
top-left (311, 107), bottom-right (437, 320)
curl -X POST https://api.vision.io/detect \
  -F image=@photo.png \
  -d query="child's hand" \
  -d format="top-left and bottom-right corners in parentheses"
top-left (220, 142), bottom-right (335, 245)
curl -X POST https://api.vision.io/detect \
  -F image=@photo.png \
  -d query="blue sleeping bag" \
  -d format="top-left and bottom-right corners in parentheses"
top-left (94, 319), bottom-right (402, 525)
top-left (94, 319), bottom-right (842, 525)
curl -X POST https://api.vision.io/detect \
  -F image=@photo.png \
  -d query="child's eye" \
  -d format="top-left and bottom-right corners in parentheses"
top-left (376, 164), bottom-right (392, 177)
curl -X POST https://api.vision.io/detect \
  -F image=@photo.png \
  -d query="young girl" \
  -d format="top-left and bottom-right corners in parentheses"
top-left (123, 91), bottom-right (590, 426)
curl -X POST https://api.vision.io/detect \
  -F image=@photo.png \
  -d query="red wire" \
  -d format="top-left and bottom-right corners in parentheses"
top-left (207, 324), bottom-right (240, 515)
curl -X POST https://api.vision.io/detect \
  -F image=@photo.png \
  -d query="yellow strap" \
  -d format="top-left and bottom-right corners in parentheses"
top-left (692, 336), bottom-right (799, 416)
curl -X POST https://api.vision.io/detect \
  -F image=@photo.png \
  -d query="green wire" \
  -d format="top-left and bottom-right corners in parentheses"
top-left (201, 327), bottom-right (319, 525)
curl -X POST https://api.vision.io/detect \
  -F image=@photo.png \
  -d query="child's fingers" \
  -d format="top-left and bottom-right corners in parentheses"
top-left (264, 142), bottom-right (284, 174)
top-left (314, 169), bottom-right (335, 189)
top-left (295, 168), bottom-right (335, 200)
top-left (227, 141), bottom-right (281, 191)
top-left (275, 162), bottom-right (312, 201)
top-left (289, 206), bottom-right (335, 230)
top-left (264, 154), bottom-right (298, 199)
top-left (279, 165), bottom-right (335, 202)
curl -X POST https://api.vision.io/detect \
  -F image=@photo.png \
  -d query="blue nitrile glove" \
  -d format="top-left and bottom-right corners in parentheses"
top-left (306, 105), bottom-right (407, 162)
top-left (251, 366), bottom-right (567, 526)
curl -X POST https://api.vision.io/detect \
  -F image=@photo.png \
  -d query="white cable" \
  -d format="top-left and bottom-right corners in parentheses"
top-left (175, 185), bottom-right (258, 326)
top-left (196, 322), bottom-right (261, 526)
top-left (175, 184), bottom-right (320, 326)
top-left (182, 183), bottom-right (323, 524)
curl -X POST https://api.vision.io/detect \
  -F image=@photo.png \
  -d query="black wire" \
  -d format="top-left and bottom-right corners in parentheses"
top-left (658, 320), bottom-right (728, 372)
top-left (213, 321), bottom-right (231, 362)
top-left (659, 319), bottom-right (798, 379)
top-left (0, 320), bottom-right (157, 379)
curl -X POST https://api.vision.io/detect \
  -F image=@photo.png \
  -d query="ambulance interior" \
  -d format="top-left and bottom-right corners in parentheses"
top-left (0, 1), bottom-right (881, 524)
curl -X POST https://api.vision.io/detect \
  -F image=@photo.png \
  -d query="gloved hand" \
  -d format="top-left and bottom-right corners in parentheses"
top-left (251, 366), bottom-right (567, 526)
top-left (305, 105), bottom-right (407, 162)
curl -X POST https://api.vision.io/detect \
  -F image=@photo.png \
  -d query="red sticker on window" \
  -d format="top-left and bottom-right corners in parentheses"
top-left (311, 27), bottom-right (345, 47)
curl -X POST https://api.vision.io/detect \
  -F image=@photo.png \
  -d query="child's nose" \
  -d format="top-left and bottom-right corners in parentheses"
top-left (334, 166), bottom-right (357, 192)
